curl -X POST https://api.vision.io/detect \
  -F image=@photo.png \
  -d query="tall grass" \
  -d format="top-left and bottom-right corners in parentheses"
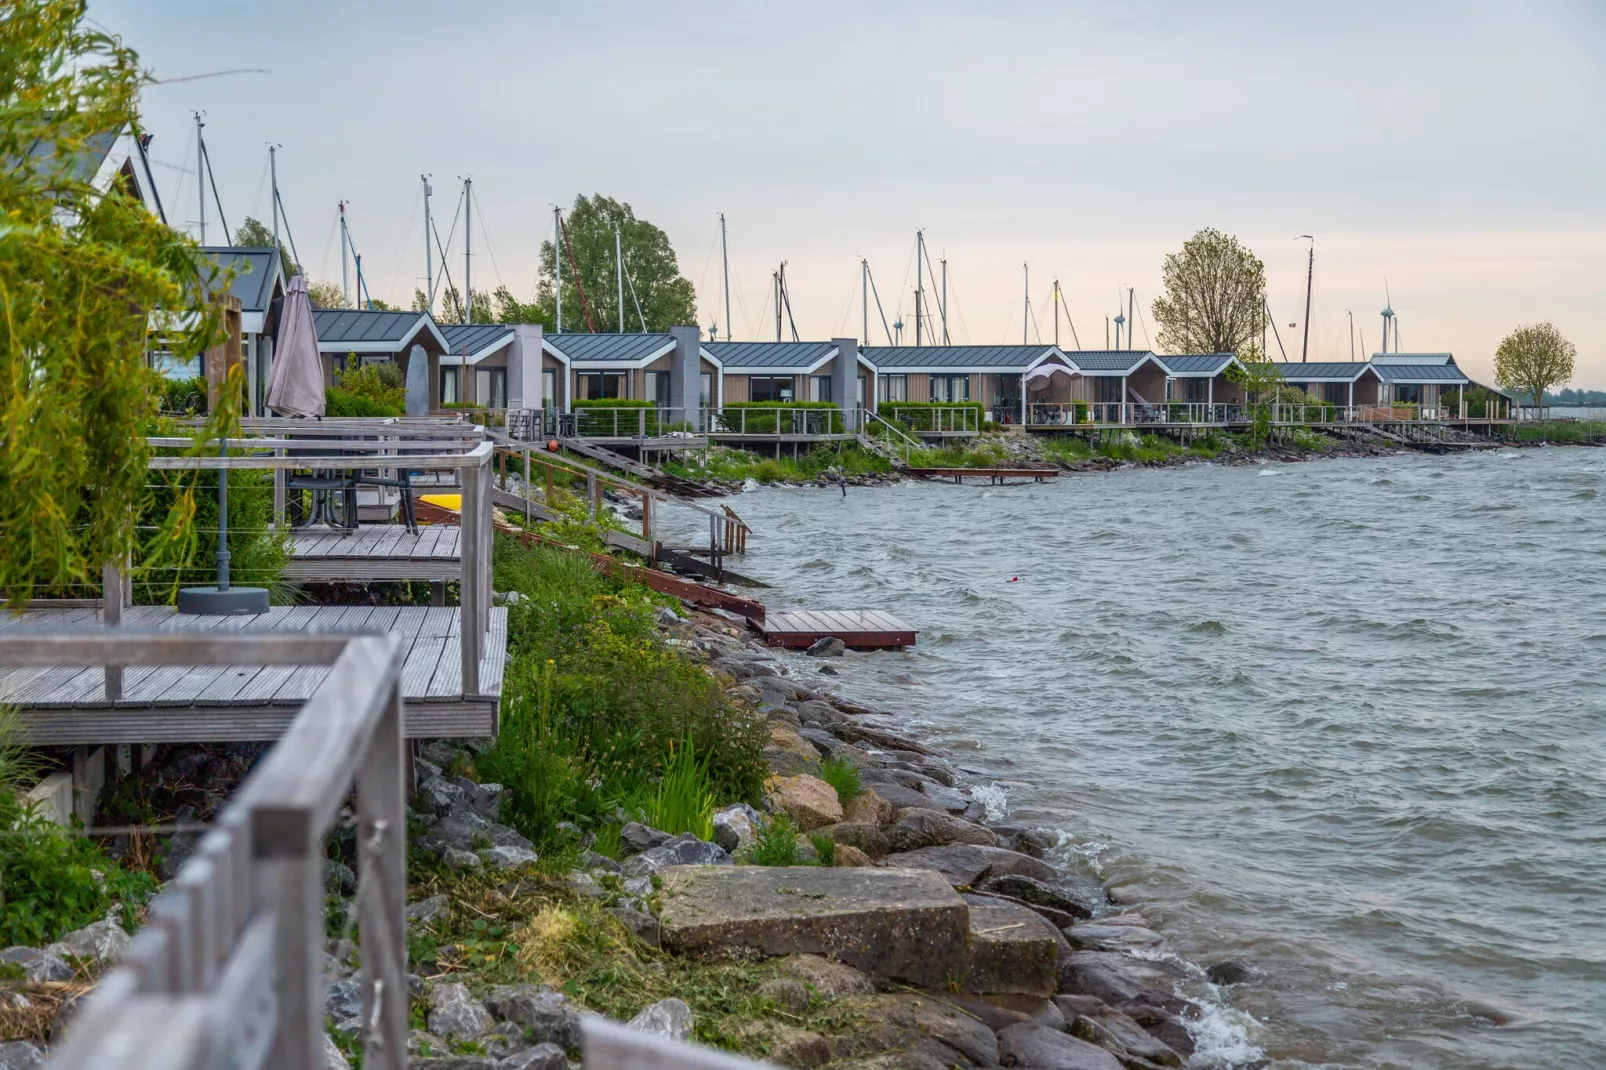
top-left (817, 757), bottom-right (861, 806)
top-left (634, 739), bottom-right (715, 841)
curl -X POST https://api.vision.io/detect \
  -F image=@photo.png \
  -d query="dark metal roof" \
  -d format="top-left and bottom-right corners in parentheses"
top-left (439, 323), bottom-right (513, 357)
top-left (197, 247), bottom-right (282, 313)
top-left (546, 333), bottom-right (673, 363)
top-left (706, 341), bottom-right (837, 369)
top-left (1158, 353), bottom-right (1235, 375)
top-left (12, 127), bottom-right (120, 186)
top-left (1279, 362), bottom-right (1376, 382)
top-left (314, 309), bottom-right (431, 347)
top-left (1371, 352), bottom-right (1454, 365)
top-left (862, 345), bottom-right (1062, 369)
top-left (1068, 350), bottom-right (1159, 373)
top-left (1372, 363), bottom-right (1468, 383)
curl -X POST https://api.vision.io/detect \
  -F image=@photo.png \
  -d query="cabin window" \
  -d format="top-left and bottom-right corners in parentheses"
top-left (700, 371), bottom-right (714, 408)
top-left (1093, 377), bottom-right (1124, 403)
top-left (930, 374), bottom-right (970, 403)
top-left (475, 367), bottom-right (506, 409)
top-left (542, 368), bottom-right (557, 409)
top-left (810, 375), bottom-right (832, 403)
top-left (1321, 382), bottom-right (1346, 405)
top-left (578, 372), bottom-right (626, 399)
top-left (645, 370), bottom-right (671, 406)
top-left (857, 375), bottom-right (867, 407)
top-left (440, 366), bottom-right (461, 405)
top-left (1394, 384), bottom-right (1422, 404)
top-left (995, 373), bottom-right (1022, 402)
top-left (882, 374), bottom-right (908, 402)
top-left (1184, 378), bottom-right (1210, 403)
top-left (749, 376), bottom-right (794, 403)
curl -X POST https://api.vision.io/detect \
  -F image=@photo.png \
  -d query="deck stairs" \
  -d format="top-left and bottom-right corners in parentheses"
top-left (556, 436), bottom-right (723, 497)
top-left (857, 412), bottom-right (921, 467)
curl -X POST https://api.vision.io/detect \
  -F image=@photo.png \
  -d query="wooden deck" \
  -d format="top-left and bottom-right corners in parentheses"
top-left (906, 467), bottom-right (1060, 484)
top-left (284, 523), bottom-right (461, 582)
top-left (757, 609), bottom-right (917, 651)
top-left (0, 604), bottom-right (506, 742)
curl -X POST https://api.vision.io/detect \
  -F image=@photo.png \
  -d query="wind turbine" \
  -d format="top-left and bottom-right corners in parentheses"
top-left (1380, 281), bottom-right (1396, 355)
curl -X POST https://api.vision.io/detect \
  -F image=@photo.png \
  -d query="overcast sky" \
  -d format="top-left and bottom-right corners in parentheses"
top-left (94, 0), bottom-right (1605, 384)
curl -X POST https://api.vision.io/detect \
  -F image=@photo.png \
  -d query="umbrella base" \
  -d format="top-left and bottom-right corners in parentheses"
top-left (176, 586), bottom-right (270, 616)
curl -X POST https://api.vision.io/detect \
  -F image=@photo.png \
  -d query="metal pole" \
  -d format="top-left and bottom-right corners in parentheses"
top-left (1347, 309), bottom-right (1354, 361)
top-left (339, 201), bottom-right (349, 308)
top-left (1023, 263), bottom-right (1029, 345)
top-left (615, 226), bottom-right (624, 333)
top-left (720, 213), bottom-right (732, 342)
top-left (862, 259), bottom-right (868, 344)
top-left (269, 145), bottom-right (279, 253)
top-left (941, 258), bottom-right (948, 344)
top-left (422, 175), bottom-right (433, 314)
top-left (1053, 278), bottom-right (1060, 347)
top-left (915, 230), bottom-right (924, 346)
top-left (554, 207), bottom-right (562, 334)
top-left (774, 269), bottom-right (782, 342)
top-left (1299, 237), bottom-right (1314, 362)
top-left (1127, 288), bottom-right (1135, 350)
top-left (195, 112), bottom-right (206, 244)
top-left (463, 177), bottom-right (472, 322)
top-left (217, 437), bottom-right (230, 592)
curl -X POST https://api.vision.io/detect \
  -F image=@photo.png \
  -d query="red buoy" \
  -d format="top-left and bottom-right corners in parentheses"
top-left (547, 439), bottom-right (560, 452)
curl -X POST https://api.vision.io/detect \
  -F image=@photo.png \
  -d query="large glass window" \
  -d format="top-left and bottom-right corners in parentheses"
top-left (882, 374), bottom-right (908, 402)
top-left (748, 376), bottom-right (794, 402)
top-left (930, 374), bottom-right (970, 402)
top-left (700, 371), bottom-right (713, 408)
top-left (810, 375), bottom-right (832, 403)
top-left (1184, 378), bottom-right (1210, 403)
top-left (475, 367), bottom-right (507, 409)
top-left (645, 370), bottom-right (671, 406)
top-left (1394, 384), bottom-right (1422, 404)
top-left (542, 368), bottom-right (557, 410)
top-left (440, 366), bottom-right (461, 405)
top-left (578, 372), bottom-right (626, 399)
top-left (1093, 377), bottom-right (1124, 403)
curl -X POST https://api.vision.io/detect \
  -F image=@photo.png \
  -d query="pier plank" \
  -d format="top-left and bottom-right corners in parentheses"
top-left (757, 608), bottom-right (917, 651)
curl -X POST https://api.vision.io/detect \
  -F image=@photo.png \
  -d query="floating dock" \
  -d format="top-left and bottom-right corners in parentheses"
top-left (757, 610), bottom-right (917, 651)
top-left (906, 467), bottom-right (1060, 484)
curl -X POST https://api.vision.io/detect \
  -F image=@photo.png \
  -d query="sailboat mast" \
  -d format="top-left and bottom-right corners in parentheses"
top-left (720, 213), bottom-right (732, 342)
top-left (194, 112), bottom-right (206, 244)
top-left (774, 269), bottom-right (782, 342)
top-left (422, 175), bottom-right (433, 314)
top-left (553, 207), bottom-right (562, 334)
top-left (1022, 263), bottom-right (1029, 345)
top-left (463, 177), bottom-right (472, 323)
top-left (615, 227), bottom-right (624, 333)
top-left (941, 258), bottom-right (948, 344)
top-left (1053, 278), bottom-right (1060, 347)
top-left (1127, 288), bottom-right (1134, 351)
top-left (914, 230), bottom-right (924, 347)
top-left (338, 201), bottom-right (349, 308)
top-left (269, 145), bottom-right (280, 253)
top-left (1299, 236), bottom-right (1314, 363)
top-left (862, 259), bottom-right (869, 344)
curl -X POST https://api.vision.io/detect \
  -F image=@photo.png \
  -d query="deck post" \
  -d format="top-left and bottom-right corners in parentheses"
top-left (102, 561), bottom-right (123, 702)
top-left (459, 459), bottom-right (482, 697)
top-left (272, 447), bottom-right (286, 530)
top-left (523, 448), bottom-right (532, 527)
top-left (480, 449), bottom-right (493, 637)
top-left (355, 681), bottom-right (408, 1070)
top-left (252, 801), bottom-right (321, 1070)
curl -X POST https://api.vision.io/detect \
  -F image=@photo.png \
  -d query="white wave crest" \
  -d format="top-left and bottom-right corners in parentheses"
top-left (969, 783), bottom-right (1010, 822)
top-left (1186, 998), bottom-right (1265, 1069)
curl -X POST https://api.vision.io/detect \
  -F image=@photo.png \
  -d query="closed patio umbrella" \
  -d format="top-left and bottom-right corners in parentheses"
top-left (265, 274), bottom-right (325, 418)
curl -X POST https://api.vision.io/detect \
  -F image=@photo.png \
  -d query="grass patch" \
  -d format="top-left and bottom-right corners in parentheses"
top-left (817, 757), bottom-right (861, 806)
top-left (1510, 420), bottom-right (1606, 444)
top-left (1037, 436), bottom-right (1093, 464)
top-left (665, 445), bottom-right (891, 485)
top-left (748, 812), bottom-right (803, 867)
top-left (631, 739), bottom-right (716, 841)
top-left (1096, 432), bottom-right (1179, 463)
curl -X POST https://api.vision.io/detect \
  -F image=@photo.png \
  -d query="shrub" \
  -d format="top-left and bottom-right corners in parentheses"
top-left (326, 362), bottom-right (404, 417)
top-left (156, 375), bottom-right (207, 415)
top-left (749, 812), bottom-right (802, 867)
top-left (138, 463), bottom-right (288, 605)
top-left (635, 739), bottom-right (715, 841)
top-left (719, 402), bottom-right (842, 435)
top-left (0, 793), bottom-right (155, 946)
top-left (817, 757), bottom-right (861, 805)
top-left (572, 399), bottom-right (659, 436)
top-left (879, 402), bottom-right (985, 433)
top-left (808, 833), bottom-right (836, 867)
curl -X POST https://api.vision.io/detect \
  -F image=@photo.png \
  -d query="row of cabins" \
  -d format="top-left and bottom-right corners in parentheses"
top-left (191, 246), bottom-right (1503, 430)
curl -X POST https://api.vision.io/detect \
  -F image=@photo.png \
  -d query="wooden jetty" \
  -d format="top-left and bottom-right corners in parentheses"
top-left (758, 609), bottom-right (917, 651)
top-left (0, 604), bottom-right (506, 742)
top-left (906, 467), bottom-right (1060, 485)
top-left (284, 523), bottom-right (461, 583)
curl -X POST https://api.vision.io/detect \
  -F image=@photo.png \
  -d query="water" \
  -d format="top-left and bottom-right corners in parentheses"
top-left (670, 448), bottom-right (1606, 1070)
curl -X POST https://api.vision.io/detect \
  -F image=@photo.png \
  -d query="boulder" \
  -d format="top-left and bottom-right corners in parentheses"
top-left (887, 808), bottom-right (998, 852)
top-left (406, 895), bottom-right (450, 925)
top-left (482, 985), bottom-right (581, 1051)
top-left (626, 997), bottom-right (694, 1041)
top-left (813, 821), bottom-right (890, 858)
top-left (325, 978), bottom-right (363, 1021)
top-left (765, 774), bottom-right (844, 831)
top-left (1205, 959), bottom-right (1255, 986)
top-left (1122, 1004), bottom-right (1198, 1060)
top-left (842, 788), bottom-right (894, 826)
top-left (918, 782), bottom-right (971, 814)
top-left (996, 1022), bottom-right (1123, 1070)
top-left (620, 833), bottom-right (731, 877)
top-left (833, 843), bottom-right (872, 867)
top-left (410, 1059), bottom-right (494, 1070)
top-left (1055, 952), bottom-right (1188, 1012)
top-left (776, 953), bottom-right (876, 997)
top-left (992, 825), bottom-right (1056, 859)
top-left (320, 1032), bottom-right (351, 1070)
top-left (0, 947), bottom-right (71, 983)
top-left (757, 976), bottom-right (812, 1014)
top-left (658, 865), bottom-right (967, 988)
top-left (883, 844), bottom-right (1057, 887)
top-left (443, 847), bottom-right (481, 870)
top-left (799, 727), bottom-right (844, 755)
top-left (712, 803), bottom-right (762, 854)
top-left (963, 897), bottom-right (1059, 997)
top-left (480, 845), bottom-right (540, 869)
top-left (804, 637), bottom-right (846, 657)
top-left (0, 1042), bottom-right (42, 1070)
top-left (977, 874), bottom-right (1096, 920)
top-left (859, 779), bottom-right (932, 814)
top-left (1064, 921), bottom-right (1164, 953)
top-left (415, 777), bottom-right (466, 816)
top-left (619, 822), bottom-right (671, 856)
top-left (837, 994), bottom-right (998, 1068)
top-left (427, 982), bottom-right (493, 1041)
top-left (606, 906), bottom-right (661, 946)
top-left (48, 916), bottom-right (131, 966)
top-left (1069, 1007), bottom-right (1183, 1067)
top-left (498, 1044), bottom-right (566, 1070)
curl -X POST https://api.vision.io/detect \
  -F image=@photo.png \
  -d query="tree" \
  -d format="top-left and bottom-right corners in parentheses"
top-left (229, 215), bottom-right (301, 278)
top-left (1224, 343), bottom-right (1284, 447)
top-left (0, 0), bottom-right (226, 605)
top-left (1151, 228), bottom-right (1266, 355)
top-left (307, 279), bottom-right (344, 309)
top-left (437, 284), bottom-right (494, 324)
top-left (1495, 322), bottom-right (1575, 409)
top-left (533, 194), bottom-right (697, 333)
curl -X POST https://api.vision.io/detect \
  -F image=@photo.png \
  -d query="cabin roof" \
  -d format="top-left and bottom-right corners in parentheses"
top-left (440, 323), bottom-right (515, 363)
top-left (314, 309), bottom-right (446, 354)
top-left (1157, 353), bottom-right (1237, 376)
top-left (1371, 352), bottom-right (1455, 365)
top-left (544, 332), bottom-right (674, 366)
top-left (1280, 362), bottom-right (1378, 382)
top-left (1067, 350), bottom-right (1164, 374)
top-left (1371, 362), bottom-right (1468, 384)
top-left (196, 246), bottom-right (284, 314)
top-left (861, 345), bottom-right (1067, 371)
top-left (707, 341), bottom-right (838, 372)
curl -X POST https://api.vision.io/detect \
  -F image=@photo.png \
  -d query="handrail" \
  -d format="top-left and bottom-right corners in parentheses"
top-left (27, 632), bottom-right (408, 1070)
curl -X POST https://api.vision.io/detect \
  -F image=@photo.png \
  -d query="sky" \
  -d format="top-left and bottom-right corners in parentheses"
top-left (92, 0), bottom-right (1606, 385)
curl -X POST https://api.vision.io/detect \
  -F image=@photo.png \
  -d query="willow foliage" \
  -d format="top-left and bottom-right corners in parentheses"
top-left (0, 1), bottom-right (232, 606)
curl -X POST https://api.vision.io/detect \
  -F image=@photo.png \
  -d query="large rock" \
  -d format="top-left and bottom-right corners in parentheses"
top-left (776, 954), bottom-right (876, 997)
top-left (860, 779), bottom-right (933, 814)
top-left (620, 833), bottom-right (731, 877)
top-left (626, 997), bottom-right (694, 1041)
top-left (48, 917), bottom-right (131, 965)
top-left (813, 821), bottom-right (890, 859)
top-left (712, 803), bottom-right (762, 854)
top-left (406, 895), bottom-right (450, 924)
top-left (1069, 1006), bottom-right (1184, 1067)
top-left (996, 1022), bottom-right (1122, 1070)
top-left (883, 844), bottom-right (1057, 887)
top-left (619, 822), bottom-right (671, 856)
top-left (320, 1032), bottom-right (351, 1070)
top-left (658, 865), bottom-right (967, 988)
top-left (963, 897), bottom-right (1059, 997)
top-left (843, 788), bottom-right (894, 826)
top-left (1055, 951), bottom-right (1188, 1011)
top-left (886, 808), bottom-right (998, 852)
top-left (977, 874), bottom-right (1096, 920)
top-left (765, 774), bottom-right (844, 831)
top-left (1064, 920), bottom-right (1164, 953)
top-left (838, 994), bottom-right (998, 1068)
top-left (427, 982), bottom-right (493, 1041)
top-left (0, 1041), bottom-right (42, 1070)
top-left (804, 637), bottom-right (846, 657)
top-left (482, 985), bottom-right (581, 1051)
top-left (499, 1044), bottom-right (566, 1070)
top-left (0, 947), bottom-right (71, 983)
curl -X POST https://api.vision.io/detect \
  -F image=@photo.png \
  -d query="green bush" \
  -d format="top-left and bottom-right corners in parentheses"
top-left (156, 375), bottom-right (207, 415)
top-left (808, 833), bottom-right (836, 867)
top-left (573, 399), bottom-right (659, 436)
top-left (880, 402), bottom-right (984, 432)
top-left (817, 757), bottom-right (861, 805)
top-left (749, 812), bottom-right (802, 867)
top-left (137, 463), bottom-right (288, 605)
top-left (718, 402), bottom-right (842, 435)
top-left (0, 795), bottom-right (155, 947)
top-left (633, 739), bottom-right (716, 841)
top-left (478, 538), bottom-right (767, 849)
top-left (326, 362), bottom-right (404, 417)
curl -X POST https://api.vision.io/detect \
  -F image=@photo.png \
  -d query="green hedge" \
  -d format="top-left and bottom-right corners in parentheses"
top-left (573, 399), bottom-right (659, 435)
top-left (719, 401), bottom-right (843, 434)
top-left (880, 402), bottom-right (984, 432)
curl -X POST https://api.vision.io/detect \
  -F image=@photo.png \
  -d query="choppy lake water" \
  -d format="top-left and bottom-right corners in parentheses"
top-left (673, 447), bottom-right (1606, 1070)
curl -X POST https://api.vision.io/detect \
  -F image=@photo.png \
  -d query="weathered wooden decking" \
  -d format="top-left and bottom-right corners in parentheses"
top-left (758, 609), bottom-right (917, 651)
top-left (284, 523), bottom-right (462, 582)
top-left (0, 604), bottom-right (506, 741)
top-left (906, 467), bottom-right (1060, 484)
